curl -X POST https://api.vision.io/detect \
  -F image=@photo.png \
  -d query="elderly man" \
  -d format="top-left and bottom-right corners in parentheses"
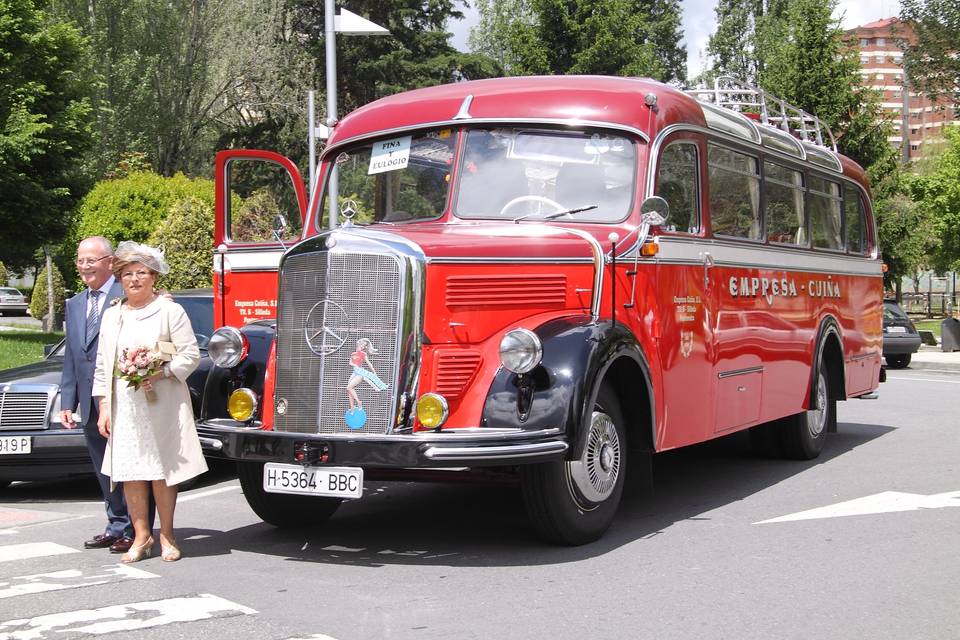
top-left (60, 236), bottom-right (133, 552)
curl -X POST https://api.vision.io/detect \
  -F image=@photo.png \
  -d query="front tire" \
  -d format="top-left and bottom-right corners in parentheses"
top-left (237, 461), bottom-right (341, 527)
top-left (780, 362), bottom-right (834, 460)
top-left (521, 384), bottom-right (627, 545)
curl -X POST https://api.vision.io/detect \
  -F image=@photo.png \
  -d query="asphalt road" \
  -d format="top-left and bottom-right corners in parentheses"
top-left (1, 368), bottom-right (957, 639)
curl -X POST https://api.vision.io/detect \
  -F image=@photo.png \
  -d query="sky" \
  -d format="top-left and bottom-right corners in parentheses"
top-left (447, 0), bottom-right (904, 79)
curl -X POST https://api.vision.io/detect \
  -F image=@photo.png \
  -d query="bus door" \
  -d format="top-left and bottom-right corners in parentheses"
top-left (651, 135), bottom-right (718, 448)
top-left (213, 150), bottom-right (307, 328)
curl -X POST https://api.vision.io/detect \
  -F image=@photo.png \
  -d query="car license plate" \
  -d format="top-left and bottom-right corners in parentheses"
top-left (887, 326), bottom-right (907, 333)
top-left (0, 436), bottom-right (31, 455)
top-left (263, 463), bottom-right (363, 499)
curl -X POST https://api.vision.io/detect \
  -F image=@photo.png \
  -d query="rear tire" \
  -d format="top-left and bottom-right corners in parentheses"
top-left (237, 461), bottom-right (341, 527)
top-left (521, 384), bottom-right (627, 545)
top-left (885, 354), bottom-right (911, 369)
top-left (780, 361), bottom-right (834, 460)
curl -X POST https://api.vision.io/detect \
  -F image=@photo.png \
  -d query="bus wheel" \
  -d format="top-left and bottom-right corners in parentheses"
top-left (521, 384), bottom-right (626, 545)
top-left (780, 362), bottom-right (834, 460)
top-left (237, 461), bottom-right (341, 527)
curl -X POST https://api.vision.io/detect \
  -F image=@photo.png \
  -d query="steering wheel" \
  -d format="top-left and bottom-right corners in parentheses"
top-left (499, 195), bottom-right (566, 217)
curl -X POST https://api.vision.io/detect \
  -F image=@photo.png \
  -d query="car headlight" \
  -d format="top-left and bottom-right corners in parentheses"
top-left (208, 326), bottom-right (249, 368)
top-left (499, 328), bottom-right (543, 374)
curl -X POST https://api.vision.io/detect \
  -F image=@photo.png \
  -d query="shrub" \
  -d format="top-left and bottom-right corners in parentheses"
top-left (29, 264), bottom-right (66, 320)
top-left (148, 196), bottom-right (215, 290)
top-left (0, 261), bottom-right (7, 286)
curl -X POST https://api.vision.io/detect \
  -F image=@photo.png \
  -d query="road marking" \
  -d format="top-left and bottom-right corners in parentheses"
top-left (177, 485), bottom-right (241, 503)
top-left (886, 375), bottom-right (960, 384)
top-left (0, 564), bottom-right (157, 600)
top-left (0, 593), bottom-right (256, 639)
top-left (0, 543), bottom-right (79, 564)
top-left (755, 490), bottom-right (960, 524)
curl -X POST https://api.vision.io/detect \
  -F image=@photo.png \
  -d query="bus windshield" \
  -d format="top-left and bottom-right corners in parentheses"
top-left (455, 128), bottom-right (636, 223)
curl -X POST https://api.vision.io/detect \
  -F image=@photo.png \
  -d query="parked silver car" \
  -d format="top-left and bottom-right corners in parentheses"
top-left (0, 287), bottom-right (29, 316)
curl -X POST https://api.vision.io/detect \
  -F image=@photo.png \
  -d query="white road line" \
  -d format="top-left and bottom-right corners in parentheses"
top-left (0, 543), bottom-right (79, 564)
top-left (887, 375), bottom-right (960, 384)
top-left (755, 490), bottom-right (960, 524)
top-left (177, 485), bottom-right (241, 502)
top-left (0, 564), bottom-right (157, 600)
top-left (0, 593), bottom-right (256, 639)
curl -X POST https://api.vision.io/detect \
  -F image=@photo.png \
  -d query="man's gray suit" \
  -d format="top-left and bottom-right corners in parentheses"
top-left (61, 281), bottom-right (131, 538)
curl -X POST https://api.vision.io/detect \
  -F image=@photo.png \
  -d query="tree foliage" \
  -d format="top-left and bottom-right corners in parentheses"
top-left (0, 261), bottom-right (7, 286)
top-left (147, 196), bottom-right (215, 289)
top-left (906, 127), bottom-right (960, 274)
top-left (29, 263), bottom-right (66, 319)
top-left (901, 0), bottom-right (960, 103)
top-left (469, 0), bottom-right (686, 81)
top-left (0, 0), bottom-right (95, 272)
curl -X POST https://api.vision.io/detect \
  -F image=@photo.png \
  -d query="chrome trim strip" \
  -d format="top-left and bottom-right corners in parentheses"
top-left (323, 118), bottom-right (651, 157)
top-left (223, 251), bottom-right (283, 271)
top-left (200, 422), bottom-right (563, 443)
top-left (554, 226), bottom-right (605, 321)
top-left (718, 365), bottom-right (764, 379)
top-left (198, 437), bottom-right (224, 451)
top-left (427, 256), bottom-right (594, 264)
top-left (849, 351), bottom-right (879, 362)
top-left (453, 95), bottom-right (474, 120)
top-left (423, 441), bottom-right (568, 461)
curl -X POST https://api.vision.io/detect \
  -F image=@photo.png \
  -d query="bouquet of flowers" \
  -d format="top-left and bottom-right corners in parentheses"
top-left (115, 345), bottom-right (165, 402)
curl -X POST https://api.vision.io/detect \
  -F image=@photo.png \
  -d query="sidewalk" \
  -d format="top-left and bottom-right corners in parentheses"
top-left (901, 344), bottom-right (960, 372)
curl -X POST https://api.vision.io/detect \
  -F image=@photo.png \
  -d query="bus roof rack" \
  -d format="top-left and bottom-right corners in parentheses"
top-left (685, 76), bottom-right (837, 152)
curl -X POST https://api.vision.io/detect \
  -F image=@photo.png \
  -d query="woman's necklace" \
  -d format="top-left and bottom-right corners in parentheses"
top-left (125, 294), bottom-right (157, 310)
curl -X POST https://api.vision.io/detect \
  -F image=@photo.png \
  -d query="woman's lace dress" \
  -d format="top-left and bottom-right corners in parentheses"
top-left (108, 305), bottom-right (166, 481)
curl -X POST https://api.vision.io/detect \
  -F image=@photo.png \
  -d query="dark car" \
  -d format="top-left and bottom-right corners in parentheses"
top-left (0, 290), bottom-right (213, 487)
top-left (882, 299), bottom-right (921, 369)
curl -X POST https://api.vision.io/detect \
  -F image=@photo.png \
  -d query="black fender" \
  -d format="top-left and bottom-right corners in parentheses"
top-left (812, 315), bottom-right (846, 404)
top-left (200, 322), bottom-right (276, 422)
top-left (480, 315), bottom-right (654, 460)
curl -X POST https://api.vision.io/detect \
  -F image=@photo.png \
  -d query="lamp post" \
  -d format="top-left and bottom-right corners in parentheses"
top-left (308, 3), bottom-right (388, 230)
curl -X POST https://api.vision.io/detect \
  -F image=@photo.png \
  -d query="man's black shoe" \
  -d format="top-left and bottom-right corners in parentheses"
top-left (84, 534), bottom-right (120, 549)
top-left (108, 537), bottom-right (134, 553)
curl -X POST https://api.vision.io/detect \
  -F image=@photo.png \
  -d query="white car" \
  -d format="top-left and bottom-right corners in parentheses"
top-left (0, 287), bottom-right (29, 316)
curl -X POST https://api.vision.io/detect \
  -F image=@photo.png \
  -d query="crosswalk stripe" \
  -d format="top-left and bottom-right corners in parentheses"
top-left (0, 563), bottom-right (158, 600)
top-left (0, 593), bottom-right (257, 639)
top-left (0, 543), bottom-right (79, 564)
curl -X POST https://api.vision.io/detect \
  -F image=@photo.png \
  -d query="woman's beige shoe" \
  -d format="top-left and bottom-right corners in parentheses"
top-left (161, 542), bottom-right (181, 562)
top-left (120, 537), bottom-right (154, 563)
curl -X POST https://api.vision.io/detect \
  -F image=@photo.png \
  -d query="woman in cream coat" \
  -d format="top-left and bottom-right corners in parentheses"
top-left (93, 241), bottom-right (207, 563)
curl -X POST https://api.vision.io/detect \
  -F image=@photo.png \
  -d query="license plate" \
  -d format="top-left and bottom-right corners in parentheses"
top-left (263, 463), bottom-right (363, 499)
top-left (887, 326), bottom-right (907, 333)
top-left (0, 436), bottom-right (31, 455)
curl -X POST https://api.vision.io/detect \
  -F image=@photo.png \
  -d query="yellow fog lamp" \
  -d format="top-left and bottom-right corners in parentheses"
top-left (227, 388), bottom-right (259, 422)
top-left (416, 393), bottom-right (449, 429)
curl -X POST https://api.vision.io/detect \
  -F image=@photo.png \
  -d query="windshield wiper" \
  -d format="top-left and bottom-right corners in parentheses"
top-left (512, 204), bottom-right (598, 223)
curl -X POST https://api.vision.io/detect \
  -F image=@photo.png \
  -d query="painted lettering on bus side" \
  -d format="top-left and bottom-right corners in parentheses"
top-left (808, 279), bottom-right (842, 298)
top-left (729, 276), bottom-right (799, 305)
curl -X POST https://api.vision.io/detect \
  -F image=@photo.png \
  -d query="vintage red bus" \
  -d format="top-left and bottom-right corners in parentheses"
top-left (199, 76), bottom-right (884, 544)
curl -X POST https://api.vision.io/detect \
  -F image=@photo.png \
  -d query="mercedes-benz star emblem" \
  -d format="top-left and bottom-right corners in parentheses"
top-left (304, 299), bottom-right (350, 356)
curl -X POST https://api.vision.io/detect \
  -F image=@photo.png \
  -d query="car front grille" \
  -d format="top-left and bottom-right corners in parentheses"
top-left (0, 392), bottom-right (50, 430)
top-left (273, 249), bottom-right (405, 435)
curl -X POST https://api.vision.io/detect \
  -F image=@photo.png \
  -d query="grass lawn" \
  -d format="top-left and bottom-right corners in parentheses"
top-left (914, 319), bottom-right (943, 340)
top-left (0, 330), bottom-right (63, 370)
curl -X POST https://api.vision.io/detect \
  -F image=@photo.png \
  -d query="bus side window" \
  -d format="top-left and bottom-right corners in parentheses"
top-left (844, 183), bottom-right (865, 254)
top-left (810, 176), bottom-right (843, 250)
top-left (708, 144), bottom-right (761, 240)
top-left (656, 142), bottom-right (700, 233)
top-left (764, 162), bottom-right (806, 246)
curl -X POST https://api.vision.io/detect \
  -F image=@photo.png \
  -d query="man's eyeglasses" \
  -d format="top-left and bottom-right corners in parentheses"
top-left (76, 255), bottom-right (111, 267)
top-left (120, 270), bottom-right (153, 280)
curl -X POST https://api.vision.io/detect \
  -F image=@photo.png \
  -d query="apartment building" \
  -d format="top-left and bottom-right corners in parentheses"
top-left (851, 17), bottom-right (958, 161)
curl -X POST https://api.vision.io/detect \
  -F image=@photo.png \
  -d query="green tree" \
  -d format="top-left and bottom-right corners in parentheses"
top-left (29, 263), bottom-right (66, 320)
top-left (907, 127), bottom-right (960, 274)
top-left (147, 196), bottom-right (214, 289)
top-left (901, 0), bottom-right (960, 103)
top-left (0, 0), bottom-right (95, 273)
top-left (0, 261), bottom-right (7, 286)
top-left (470, 0), bottom-right (686, 81)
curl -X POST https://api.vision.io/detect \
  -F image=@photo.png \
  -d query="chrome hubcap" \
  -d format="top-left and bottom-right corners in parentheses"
top-left (807, 370), bottom-right (828, 437)
top-left (568, 411), bottom-right (621, 503)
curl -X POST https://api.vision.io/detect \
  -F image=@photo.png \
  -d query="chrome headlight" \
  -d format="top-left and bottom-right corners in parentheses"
top-left (499, 328), bottom-right (543, 374)
top-left (208, 326), bottom-right (249, 368)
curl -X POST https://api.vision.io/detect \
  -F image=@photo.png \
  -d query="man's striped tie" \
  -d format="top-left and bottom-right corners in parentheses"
top-left (86, 289), bottom-right (100, 344)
